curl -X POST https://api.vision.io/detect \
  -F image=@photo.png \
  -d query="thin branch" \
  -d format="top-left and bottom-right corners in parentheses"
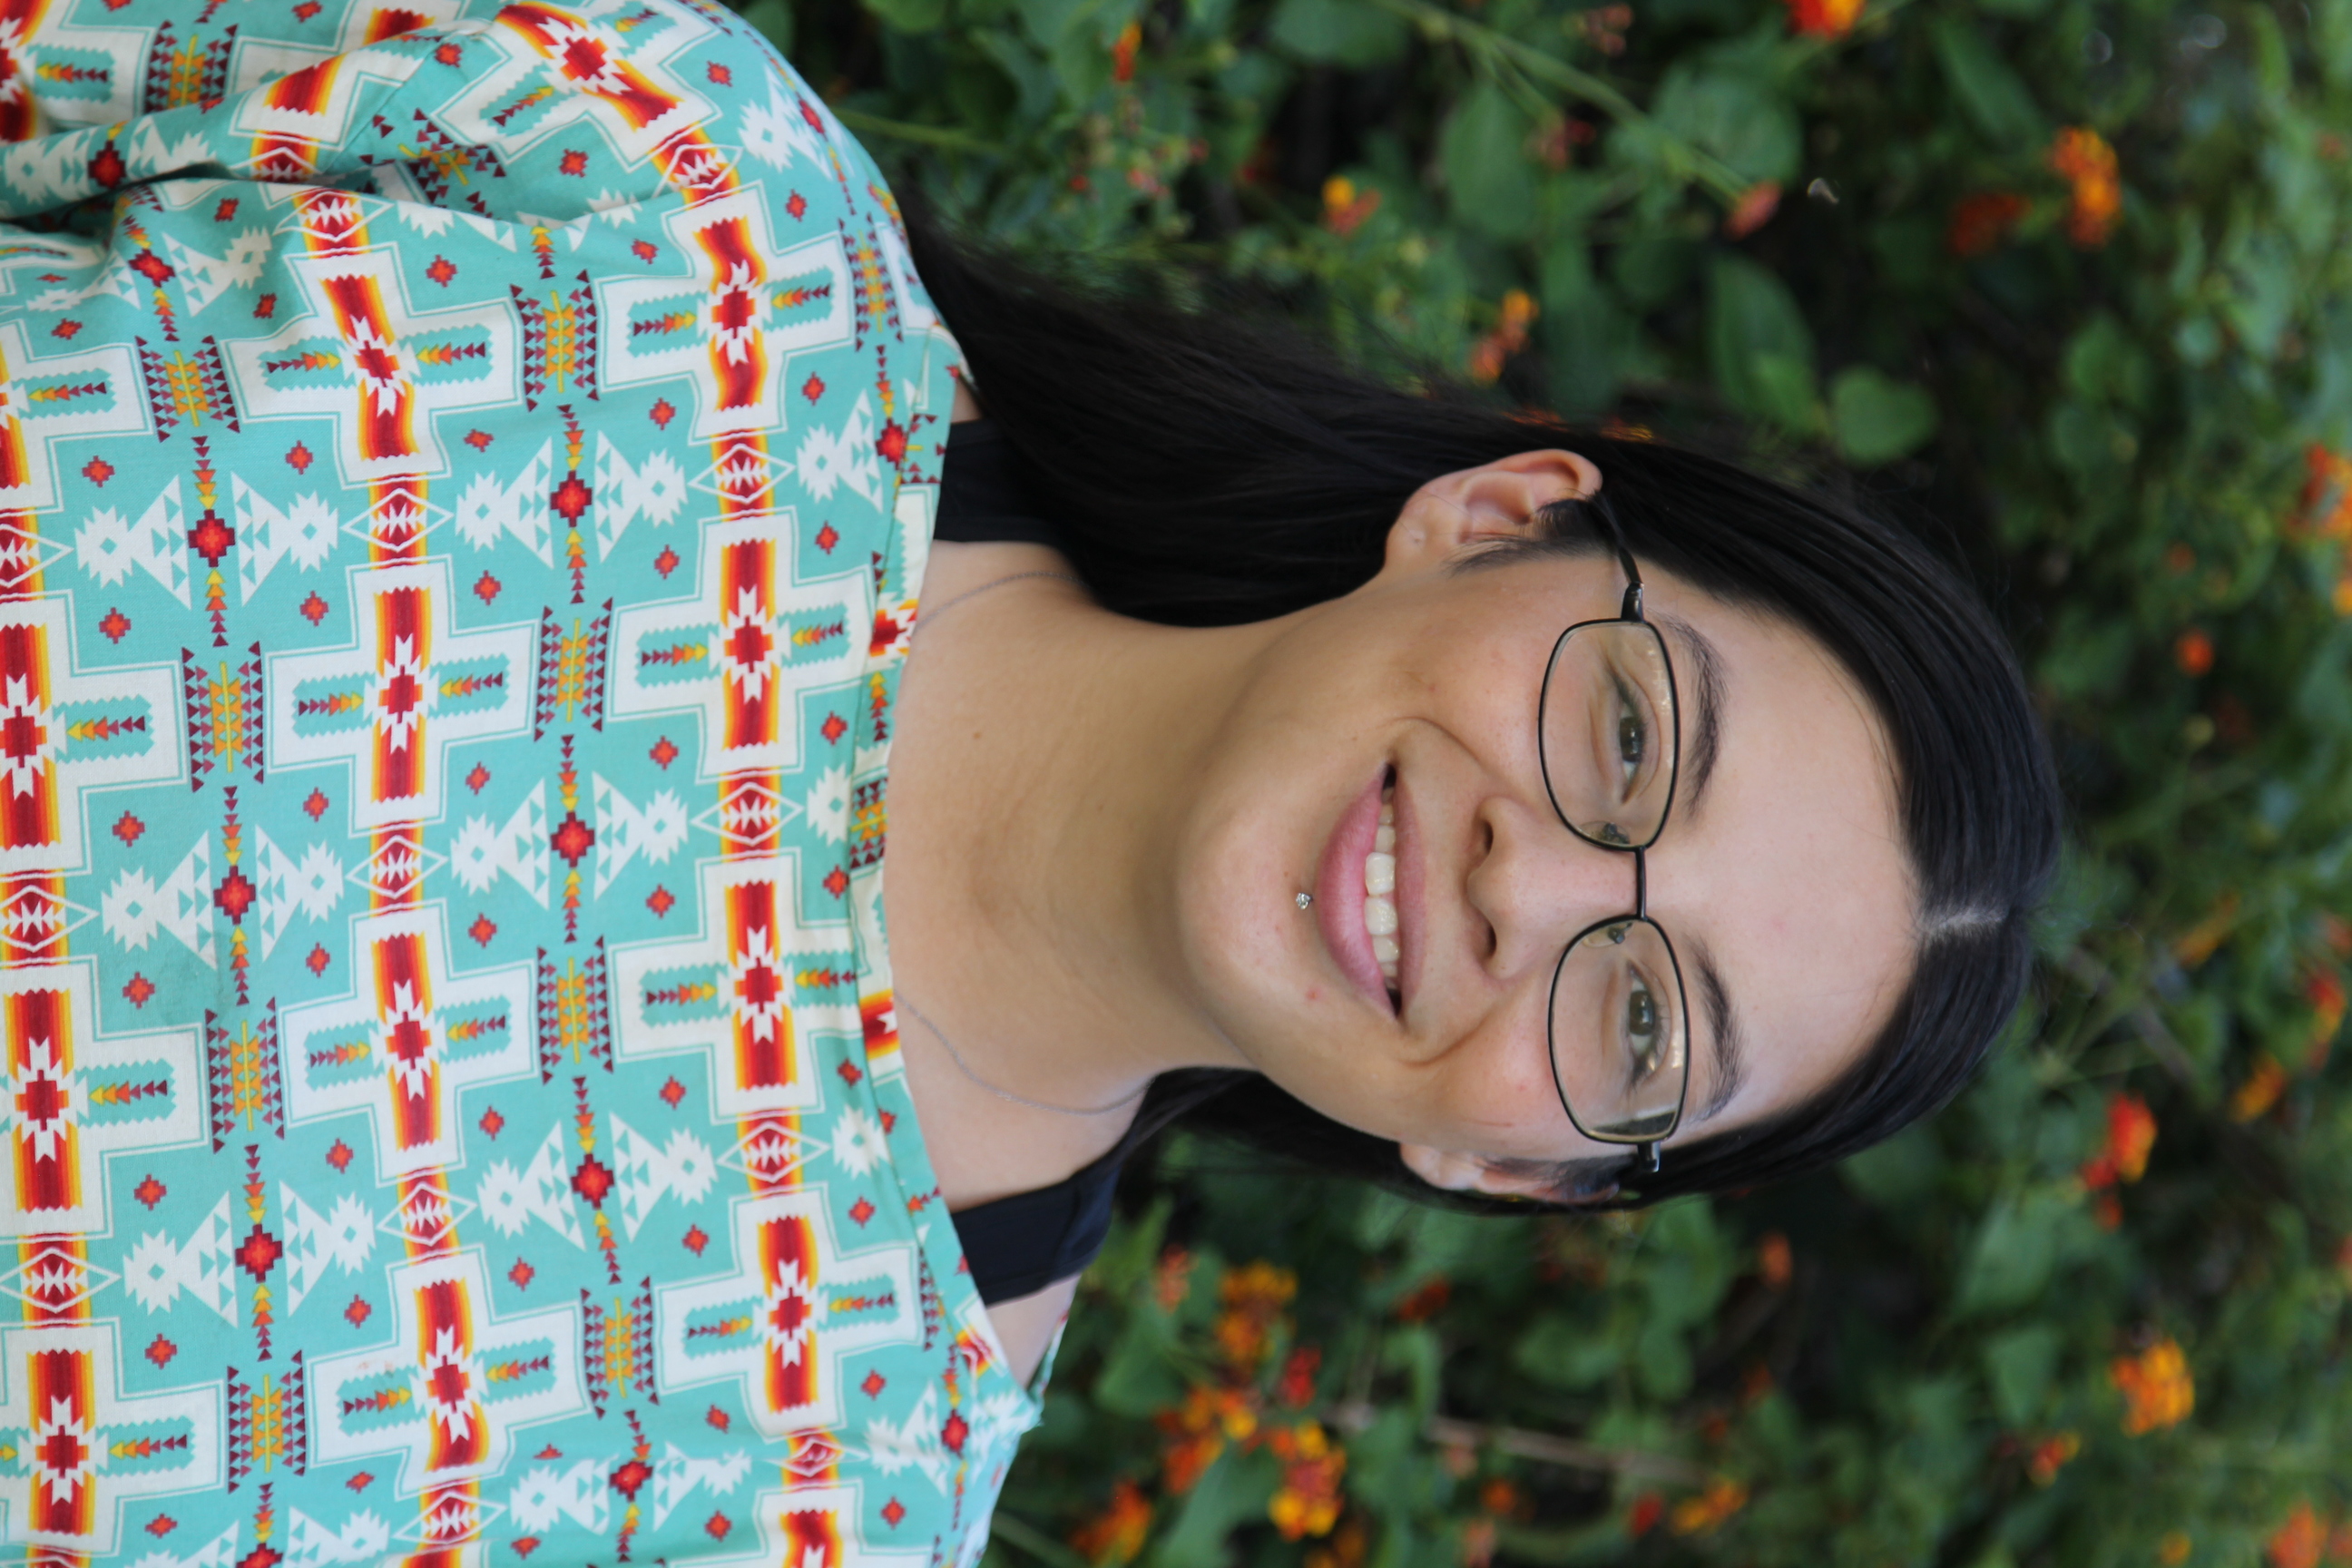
top-left (986, 1511), bottom-right (1093, 1568)
top-left (1330, 1402), bottom-right (1710, 1485)
top-left (834, 108), bottom-right (1004, 157)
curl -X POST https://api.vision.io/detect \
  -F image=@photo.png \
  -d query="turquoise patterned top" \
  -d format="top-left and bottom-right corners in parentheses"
top-left (0, 0), bottom-right (1034, 1563)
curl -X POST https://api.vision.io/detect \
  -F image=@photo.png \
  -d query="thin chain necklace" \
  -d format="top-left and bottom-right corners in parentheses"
top-left (909, 570), bottom-right (1081, 644)
top-left (898, 569), bottom-right (1138, 1115)
top-left (897, 994), bottom-right (1148, 1117)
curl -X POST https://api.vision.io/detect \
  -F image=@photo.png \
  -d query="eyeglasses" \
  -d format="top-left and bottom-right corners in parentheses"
top-left (1535, 526), bottom-right (1690, 1177)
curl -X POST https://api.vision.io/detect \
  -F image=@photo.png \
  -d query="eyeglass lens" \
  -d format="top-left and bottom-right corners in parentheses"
top-left (1538, 619), bottom-right (1690, 1146)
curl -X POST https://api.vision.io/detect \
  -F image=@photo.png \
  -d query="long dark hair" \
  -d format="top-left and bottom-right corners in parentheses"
top-left (903, 211), bottom-right (2063, 1209)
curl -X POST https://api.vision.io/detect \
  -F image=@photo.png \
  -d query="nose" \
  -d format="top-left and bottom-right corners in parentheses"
top-left (1465, 792), bottom-right (1641, 978)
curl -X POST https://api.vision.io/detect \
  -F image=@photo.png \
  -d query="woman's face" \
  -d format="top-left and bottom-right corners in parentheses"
top-left (1171, 451), bottom-right (1916, 1195)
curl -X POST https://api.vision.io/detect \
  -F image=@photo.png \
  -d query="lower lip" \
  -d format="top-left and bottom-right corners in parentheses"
top-left (1315, 766), bottom-right (1392, 1014)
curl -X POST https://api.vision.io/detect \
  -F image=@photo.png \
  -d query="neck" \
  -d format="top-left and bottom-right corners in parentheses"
top-left (885, 561), bottom-right (1290, 1112)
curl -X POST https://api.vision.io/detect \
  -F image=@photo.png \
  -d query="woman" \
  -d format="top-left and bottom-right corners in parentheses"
top-left (0, 2), bottom-right (2056, 1565)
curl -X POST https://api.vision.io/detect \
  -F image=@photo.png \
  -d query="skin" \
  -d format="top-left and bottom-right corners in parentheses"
top-left (884, 387), bottom-right (1918, 1381)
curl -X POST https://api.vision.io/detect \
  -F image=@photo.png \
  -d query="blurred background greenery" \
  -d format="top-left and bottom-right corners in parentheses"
top-left (734, 0), bottom-right (2352, 1561)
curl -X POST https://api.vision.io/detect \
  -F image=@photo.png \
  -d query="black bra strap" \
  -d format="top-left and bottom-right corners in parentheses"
top-left (947, 1138), bottom-right (1124, 1305)
top-left (935, 419), bottom-right (1061, 549)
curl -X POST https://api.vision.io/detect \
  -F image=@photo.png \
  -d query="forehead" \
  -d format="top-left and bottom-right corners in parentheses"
top-left (1644, 582), bottom-right (1916, 1133)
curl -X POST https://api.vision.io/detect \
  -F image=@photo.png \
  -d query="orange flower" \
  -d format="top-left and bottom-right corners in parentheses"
top-left (2159, 1531), bottom-right (2193, 1566)
top-left (1467, 290), bottom-right (1539, 384)
top-left (1722, 181), bottom-right (1781, 239)
top-left (1669, 1478), bottom-right (1749, 1535)
top-left (1304, 1515), bottom-right (1368, 1568)
top-left (1395, 1277), bottom-right (1452, 1322)
top-left (1626, 1493), bottom-right (1665, 1539)
top-left (1156, 1386), bottom-right (1258, 1492)
top-left (1213, 1261), bottom-right (1296, 1368)
top-left (1277, 1346), bottom-right (1321, 1408)
top-left (1947, 191), bottom-right (2028, 257)
top-left (2048, 127), bottom-right (2122, 247)
top-left (2025, 1430), bottom-right (2081, 1485)
top-left (2172, 890), bottom-right (2239, 967)
top-left (1070, 1480), bottom-right (1153, 1565)
top-left (2270, 1504), bottom-right (2326, 1568)
top-left (2110, 1336), bottom-right (2194, 1435)
top-left (2307, 968), bottom-right (2347, 1068)
top-left (2300, 445), bottom-right (2352, 539)
top-left (2230, 1057), bottom-right (2288, 1122)
top-left (1153, 1247), bottom-right (1194, 1312)
top-left (1111, 21), bottom-right (1141, 83)
top-left (2175, 629), bottom-right (2214, 676)
top-left (1782, 0), bottom-right (1863, 37)
top-left (1478, 1479), bottom-right (1525, 1518)
top-left (1267, 1422), bottom-right (1348, 1540)
top-left (1758, 1231), bottom-right (1793, 1289)
top-left (1320, 176), bottom-right (1383, 238)
top-left (2080, 1091), bottom-right (2156, 1191)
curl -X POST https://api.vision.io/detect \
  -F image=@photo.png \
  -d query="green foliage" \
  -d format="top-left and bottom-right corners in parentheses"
top-left (761, 0), bottom-right (2352, 1560)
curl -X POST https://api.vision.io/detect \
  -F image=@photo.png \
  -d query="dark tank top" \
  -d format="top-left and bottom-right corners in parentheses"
top-left (935, 418), bottom-right (1124, 1304)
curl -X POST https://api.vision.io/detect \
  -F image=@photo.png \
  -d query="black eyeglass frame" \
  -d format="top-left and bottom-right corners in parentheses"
top-left (1534, 531), bottom-right (1691, 1177)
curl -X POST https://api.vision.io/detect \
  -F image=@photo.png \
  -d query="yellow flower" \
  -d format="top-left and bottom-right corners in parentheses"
top-left (2109, 1337), bottom-right (2194, 1435)
top-left (1668, 1478), bottom-right (1749, 1536)
top-left (2159, 1530), bottom-right (2192, 1565)
top-left (1267, 1421), bottom-right (1348, 1540)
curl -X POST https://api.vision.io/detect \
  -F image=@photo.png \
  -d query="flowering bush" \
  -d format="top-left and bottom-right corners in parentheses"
top-left (756, 0), bottom-right (2352, 1560)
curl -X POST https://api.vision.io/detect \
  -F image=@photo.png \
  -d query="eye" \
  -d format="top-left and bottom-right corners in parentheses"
top-left (1622, 971), bottom-right (1664, 1088)
top-left (1610, 674), bottom-right (1651, 794)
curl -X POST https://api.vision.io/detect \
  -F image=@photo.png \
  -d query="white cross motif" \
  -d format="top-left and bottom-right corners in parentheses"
top-left (0, 594), bottom-right (182, 877)
top-left (0, 960), bottom-right (203, 1239)
top-left (308, 1250), bottom-right (588, 1497)
top-left (597, 188), bottom-right (855, 443)
top-left (611, 858), bottom-right (857, 1122)
top-left (279, 906), bottom-right (534, 1180)
top-left (608, 513), bottom-right (869, 779)
top-left (267, 560), bottom-right (533, 832)
top-left (0, 1322), bottom-right (223, 1555)
top-left (656, 1189), bottom-right (917, 1440)
top-left (218, 241), bottom-right (520, 486)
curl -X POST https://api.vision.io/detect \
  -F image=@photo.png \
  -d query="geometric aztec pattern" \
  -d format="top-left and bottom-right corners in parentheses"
top-left (0, 0), bottom-right (1029, 1562)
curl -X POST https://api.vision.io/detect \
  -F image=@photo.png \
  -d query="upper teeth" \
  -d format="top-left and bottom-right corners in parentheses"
top-left (1365, 786), bottom-right (1398, 987)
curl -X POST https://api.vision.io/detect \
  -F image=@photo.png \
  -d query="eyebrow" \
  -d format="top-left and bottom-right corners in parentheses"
top-left (1656, 613), bottom-right (1726, 824)
top-left (1688, 934), bottom-right (1748, 1122)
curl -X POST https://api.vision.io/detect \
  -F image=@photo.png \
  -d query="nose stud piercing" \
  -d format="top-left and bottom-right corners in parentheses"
top-left (1296, 892), bottom-right (1314, 909)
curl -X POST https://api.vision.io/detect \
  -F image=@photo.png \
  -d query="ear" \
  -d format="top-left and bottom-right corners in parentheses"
top-left (1397, 1142), bottom-right (1617, 1205)
top-left (1379, 449), bottom-right (1603, 581)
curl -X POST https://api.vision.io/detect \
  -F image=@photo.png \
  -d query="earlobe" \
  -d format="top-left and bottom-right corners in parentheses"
top-left (1397, 1142), bottom-right (1608, 1204)
top-left (1381, 449), bottom-right (1604, 579)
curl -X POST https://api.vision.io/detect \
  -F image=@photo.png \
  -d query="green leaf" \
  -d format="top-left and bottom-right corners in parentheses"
top-left (1090, 1318), bottom-right (1184, 1417)
top-left (1267, 0), bottom-right (1408, 67)
top-left (735, 0), bottom-right (791, 53)
top-left (1933, 17), bottom-right (2046, 149)
top-left (1983, 1325), bottom-right (2062, 1428)
top-left (865, 0), bottom-right (948, 33)
top-left (1831, 367), bottom-right (1939, 466)
top-left (1708, 255), bottom-right (1820, 434)
top-left (1511, 1310), bottom-right (1621, 1390)
top-left (1146, 1446), bottom-right (1278, 1568)
top-left (1955, 1189), bottom-right (2066, 1317)
top-left (1651, 64), bottom-right (1800, 186)
top-left (1439, 83), bottom-right (1538, 242)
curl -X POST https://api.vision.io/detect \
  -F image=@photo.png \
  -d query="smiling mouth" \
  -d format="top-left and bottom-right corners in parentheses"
top-left (1364, 779), bottom-right (1400, 1003)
